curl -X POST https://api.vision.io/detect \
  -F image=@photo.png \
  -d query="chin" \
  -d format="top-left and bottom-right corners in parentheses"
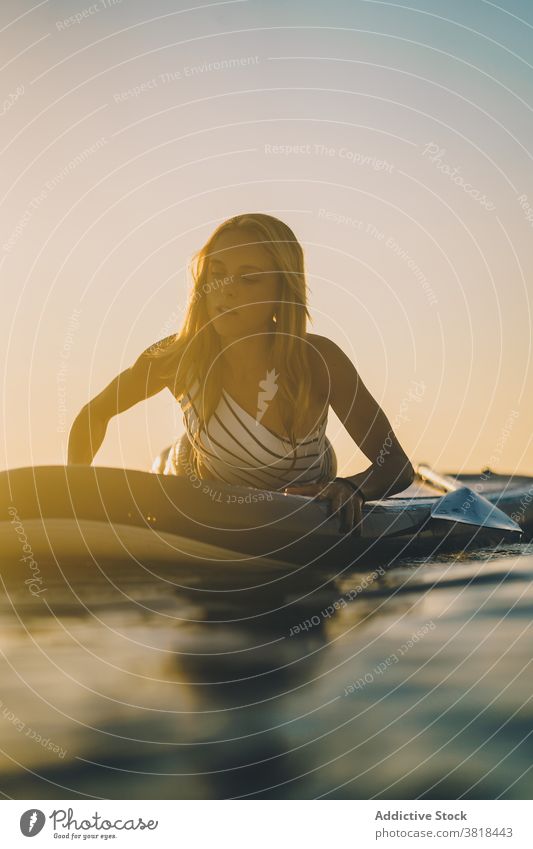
top-left (210, 308), bottom-right (274, 338)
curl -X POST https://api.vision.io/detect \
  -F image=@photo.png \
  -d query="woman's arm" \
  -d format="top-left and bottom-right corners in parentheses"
top-left (284, 335), bottom-right (415, 533)
top-left (319, 335), bottom-right (415, 499)
top-left (67, 338), bottom-right (172, 465)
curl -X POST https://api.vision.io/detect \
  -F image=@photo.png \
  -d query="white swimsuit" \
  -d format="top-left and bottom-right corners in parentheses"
top-left (162, 380), bottom-right (337, 490)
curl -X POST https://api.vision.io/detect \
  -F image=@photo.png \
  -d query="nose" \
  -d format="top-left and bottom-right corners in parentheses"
top-left (219, 277), bottom-right (237, 303)
top-left (218, 293), bottom-right (235, 313)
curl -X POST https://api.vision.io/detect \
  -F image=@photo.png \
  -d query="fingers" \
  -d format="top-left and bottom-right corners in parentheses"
top-left (324, 484), bottom-right (342, 517)
top-left (347, 492), bottom-right (364, 535)
top-left (340, 496), bottom-right (355, 535)
top-left (328, 484), bottom-right (362, 534)
top-left (284, 480), bottom-right (363, 535)
top-left (329, 487), bottom-right (354, 533)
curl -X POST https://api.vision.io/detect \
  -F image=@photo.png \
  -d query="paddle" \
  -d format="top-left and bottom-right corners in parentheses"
top-left (417, 464), bottom-right (522, 534)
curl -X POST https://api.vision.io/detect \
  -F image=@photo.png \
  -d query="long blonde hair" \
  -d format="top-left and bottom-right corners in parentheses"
top-left (147, 213), bottom-right (313, 450)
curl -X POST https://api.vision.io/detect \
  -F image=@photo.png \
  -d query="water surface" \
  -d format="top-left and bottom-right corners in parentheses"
top-left (1, 542), bottom-right (532, 799)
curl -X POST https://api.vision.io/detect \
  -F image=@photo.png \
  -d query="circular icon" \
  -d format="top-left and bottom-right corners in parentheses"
top-left (20, 809), bottom-right (46, 836)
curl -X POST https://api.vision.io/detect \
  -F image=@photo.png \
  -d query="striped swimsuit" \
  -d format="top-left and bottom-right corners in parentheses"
top-left (161, 380), bottom-right (337, 490)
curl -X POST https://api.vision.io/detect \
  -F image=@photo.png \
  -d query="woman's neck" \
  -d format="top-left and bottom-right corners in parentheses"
top-left (220, 332), bottom-right (275, 381)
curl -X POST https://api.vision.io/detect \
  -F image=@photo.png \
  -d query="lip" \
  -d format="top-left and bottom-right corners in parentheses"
top-left (216, 306), bottom-right (239, 315)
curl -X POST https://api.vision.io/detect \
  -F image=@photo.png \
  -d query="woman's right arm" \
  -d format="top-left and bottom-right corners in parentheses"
top-left (67, 340), bottom-right (172, 465)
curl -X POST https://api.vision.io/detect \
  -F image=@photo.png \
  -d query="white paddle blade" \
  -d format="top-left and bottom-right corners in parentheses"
top-left (430, 487), bottom-right (522, 533)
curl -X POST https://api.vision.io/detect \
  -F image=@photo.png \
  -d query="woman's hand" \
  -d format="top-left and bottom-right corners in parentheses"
top-left (283, 479), bottom-right (364, 535)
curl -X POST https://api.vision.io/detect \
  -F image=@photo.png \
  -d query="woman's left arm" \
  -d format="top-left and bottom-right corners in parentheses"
top-left (284, 336), bottom-right (415, 520)
top-left (284, 336), bottom-right (415, 532)
top-left (320, 336), bottom-right (415, 500)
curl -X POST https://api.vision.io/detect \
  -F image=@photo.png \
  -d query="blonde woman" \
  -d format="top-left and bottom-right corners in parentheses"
top-left (68, 213), bottom-right (414, 533)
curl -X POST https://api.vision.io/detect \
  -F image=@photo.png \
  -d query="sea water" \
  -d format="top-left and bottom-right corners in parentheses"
top-left (0, 542), bottom-right (532, 799)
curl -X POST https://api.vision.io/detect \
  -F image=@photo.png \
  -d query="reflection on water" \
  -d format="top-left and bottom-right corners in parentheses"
top-left (0, 543), bottom-right (532, 799)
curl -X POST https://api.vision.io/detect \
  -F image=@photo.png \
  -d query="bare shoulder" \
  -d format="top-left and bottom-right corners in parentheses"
top-left (305, 333), bottom-right (335, 354)
top-left (306, 333), bottom-right (354, 368)
top-left (304, 333), bottom-right (362, 402)
top-left (131, 334), bottom-right (179, 394)
top-left (304, 333), bottom-right (355, 371)
top-left (140, 334), bottom-right (178, 358)
top-left (304, 333), bottom-right (342, 400)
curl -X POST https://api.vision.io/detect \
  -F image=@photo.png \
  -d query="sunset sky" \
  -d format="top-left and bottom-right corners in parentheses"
top-left (1, 0), bottom-right (532, 477)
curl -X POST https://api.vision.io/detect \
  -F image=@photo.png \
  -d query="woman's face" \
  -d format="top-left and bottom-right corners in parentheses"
top-left (204, 228), bottom-right (281, 339)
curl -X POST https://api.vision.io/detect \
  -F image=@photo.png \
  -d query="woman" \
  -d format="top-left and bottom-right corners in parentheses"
top-left (68, 213), bottom-right (414, 533)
